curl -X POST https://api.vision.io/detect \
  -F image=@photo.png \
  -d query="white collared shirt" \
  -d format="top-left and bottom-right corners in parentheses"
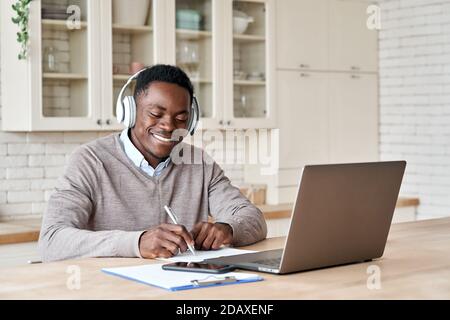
top-left (119, 128), bottom-right (170, 177)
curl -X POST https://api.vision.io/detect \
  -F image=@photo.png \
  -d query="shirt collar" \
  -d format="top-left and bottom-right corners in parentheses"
top-left (119, 128), bottom-right (171, 172)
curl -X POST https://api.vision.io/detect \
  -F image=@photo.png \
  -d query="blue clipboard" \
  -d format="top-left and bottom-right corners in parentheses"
top-left (102, 264), bottom-right (263, 291)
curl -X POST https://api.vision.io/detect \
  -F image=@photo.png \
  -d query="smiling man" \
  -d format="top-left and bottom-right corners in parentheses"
top-left (39, 64), bottom-right (267, 262)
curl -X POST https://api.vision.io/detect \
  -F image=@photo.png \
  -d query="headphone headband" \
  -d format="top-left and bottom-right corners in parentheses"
top-left (115, 67), bottom-right (199, 135)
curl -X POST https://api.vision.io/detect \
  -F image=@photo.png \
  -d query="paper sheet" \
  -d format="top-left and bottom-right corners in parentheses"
top-left (157, 247), bottom-right (256, 263)
top-left (102, 263), bottom-right (262, 291)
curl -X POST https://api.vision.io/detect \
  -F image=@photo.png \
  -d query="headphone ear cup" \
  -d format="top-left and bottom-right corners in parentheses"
top-left (189, 96), bottom-right (200, 135)
top-left (116, 97), bottom-right (125, 124)
top-left (122, 96), bottom-right (137, 128)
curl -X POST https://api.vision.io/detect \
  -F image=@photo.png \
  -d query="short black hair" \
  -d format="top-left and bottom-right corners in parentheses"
top-left (133, 64), bottom-right (194, 105)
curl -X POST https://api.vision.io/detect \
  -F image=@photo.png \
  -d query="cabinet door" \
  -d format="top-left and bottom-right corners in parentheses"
top-left (277, 71), bottom-right (329, 168)
top-left (161, 0), bottom-right (223, 130)
top-left (329, 73), bottom-right (379, 163)
top-left (276, 0), bottom-right (328, 71)
top-left (329, 0), bottom-right (378, 72)
top-left (100, 0), bottom-right (155, 131)
top-left (32, 0), bottom-right (102, 130)
top-left (223, 0), bottom-right (276, 129)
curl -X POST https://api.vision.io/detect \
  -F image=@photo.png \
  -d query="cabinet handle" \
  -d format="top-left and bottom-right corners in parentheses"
top-left (227, 120), bottom-right (231, 126)
top-left (219, 120), bottom-right (223, 125)
top-left (299, 63), bottom-right (310, 69)
top-left (106, 119), bottom-right (111, 125)
top-left (300, 73), bottom-right (310, 77)
top-left (350, 74), bottom-right (361, 79)
top-left (97, 119), bottom-right (102, 125)
top-left (350, 66), bottom-right (360, 71)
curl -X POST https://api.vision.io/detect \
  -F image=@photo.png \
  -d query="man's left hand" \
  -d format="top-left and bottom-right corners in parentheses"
top-left (191, 222), bottom-right (233, 250)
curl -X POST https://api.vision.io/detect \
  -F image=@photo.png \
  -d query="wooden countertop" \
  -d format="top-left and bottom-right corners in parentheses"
top-left (0, 197), bottom-right (420, 245)
top-left (259, 197), bottom-right (420, 220)
top-left (0, 217), bottom-right (448, 299)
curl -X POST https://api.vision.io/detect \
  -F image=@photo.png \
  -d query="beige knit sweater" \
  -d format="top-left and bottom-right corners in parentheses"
top-left (38, 133), bottom-right (267, 262)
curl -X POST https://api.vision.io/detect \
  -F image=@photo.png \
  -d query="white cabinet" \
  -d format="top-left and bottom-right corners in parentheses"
top-left (277, 70), bottom-right (378, 167)
top-left (0, 0), bottom-right (277, 131)
top-left (277, 70), bottom-right (329, 168)
top-left (276, 0), bottom-right (328, 71)
top-left (276, 0), bottom-right (377, 73)
top-left (329, 0), bottom-right (378, 72)
top-left (329, 72), bottom-right (379, 163)
top-left (1, 0), bottom-right (104, 131)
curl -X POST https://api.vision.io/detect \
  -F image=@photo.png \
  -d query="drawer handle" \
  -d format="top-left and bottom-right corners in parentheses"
top-left (299, 63), bottom-right (310, 68)
top-left (97, 119), bottom-right (102, 125)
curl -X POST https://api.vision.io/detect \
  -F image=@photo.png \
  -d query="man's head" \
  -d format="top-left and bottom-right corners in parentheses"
top-left (130, 64), bottom-right (194, 167)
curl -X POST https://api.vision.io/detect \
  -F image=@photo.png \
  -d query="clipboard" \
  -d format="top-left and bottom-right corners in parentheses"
top-left (102, 264), bottom-right (263, 291)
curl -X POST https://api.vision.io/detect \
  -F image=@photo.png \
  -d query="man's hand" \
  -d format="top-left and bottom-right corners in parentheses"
top-left (138, 223), bottom-right (195, 259)
top-left (191, 222), bottom-right (233, 250)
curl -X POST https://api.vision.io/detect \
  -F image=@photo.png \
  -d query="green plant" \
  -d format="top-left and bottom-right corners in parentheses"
top-left (11, 0), bottom-right (32, 60)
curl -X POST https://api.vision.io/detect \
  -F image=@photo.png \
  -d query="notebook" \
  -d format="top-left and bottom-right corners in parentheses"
top-left (158, 247), bottom-right (256, 263)
top-left (102, 263), bottom-right (263, 291)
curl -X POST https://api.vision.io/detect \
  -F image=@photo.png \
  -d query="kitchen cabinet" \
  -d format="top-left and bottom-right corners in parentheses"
top-left (276, 0), bottom-right (329, 71)
top-left (277, 70), bottom-right (329, 168)
top-left (276, 0), bottom-right (377, 73)
top-left (329, 0), bottom-right (378, 72)
top-left (0, 0), bottom-right (276, 131)
top-left (328, 72), bottom-right (379, 162)
top-left (1, 0), bottom-right (103, 131)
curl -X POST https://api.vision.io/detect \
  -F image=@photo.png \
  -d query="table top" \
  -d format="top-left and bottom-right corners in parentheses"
top-left (0, 217), bottom-right (449, 299)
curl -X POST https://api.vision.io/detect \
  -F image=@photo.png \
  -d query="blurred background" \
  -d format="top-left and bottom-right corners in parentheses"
top-left (0, 0), bottom-right (449, 265)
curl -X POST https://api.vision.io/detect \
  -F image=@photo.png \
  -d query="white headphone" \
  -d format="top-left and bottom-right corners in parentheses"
top-left (115, 67), bottom-right (200, 135)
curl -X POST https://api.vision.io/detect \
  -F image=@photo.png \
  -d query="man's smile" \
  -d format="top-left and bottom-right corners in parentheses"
top-left (151, 132), bottom-right (175, 144)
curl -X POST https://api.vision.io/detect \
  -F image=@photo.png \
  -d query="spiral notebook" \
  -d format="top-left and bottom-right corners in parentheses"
top-left (102, 263), bottom-right (263, 291)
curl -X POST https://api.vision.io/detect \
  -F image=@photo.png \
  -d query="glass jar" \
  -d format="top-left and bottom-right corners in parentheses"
top-left (43, 46), bottom-right (59, 73)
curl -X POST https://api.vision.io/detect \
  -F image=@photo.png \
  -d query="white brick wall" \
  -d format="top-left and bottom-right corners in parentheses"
top-left (379, 0), bottom-right (450, 219)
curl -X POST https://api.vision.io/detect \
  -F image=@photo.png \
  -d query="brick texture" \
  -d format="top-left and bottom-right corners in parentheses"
top-left (379, 0), bottom-right (450, 218)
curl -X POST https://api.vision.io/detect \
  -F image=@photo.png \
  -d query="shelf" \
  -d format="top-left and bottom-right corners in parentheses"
top-left (176, 29), bottom-right (212, 40)
top-left (42, 19), bottom-right (87, 30)
top-left (43, 73), bottom-right (87, 80)
top-left (112, 24), bottom-right (153, 34)
top-left (113, 74), bottom-right (133, 81)
top-left (234, 80), bottom-right (266, 86)
top-left (191, 78), bottom-right (212, 84)
top-left (233, 34), bottom-right (265, 42)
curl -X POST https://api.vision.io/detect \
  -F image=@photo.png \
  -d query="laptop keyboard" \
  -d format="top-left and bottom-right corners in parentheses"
top-left (253, 257), bottom-right (281, 267)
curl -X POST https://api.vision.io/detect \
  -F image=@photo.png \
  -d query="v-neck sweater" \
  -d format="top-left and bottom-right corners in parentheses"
top-left (38, 133), bottom-right (267, 262)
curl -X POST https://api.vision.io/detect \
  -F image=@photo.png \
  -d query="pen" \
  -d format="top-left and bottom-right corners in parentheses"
top-left (164, 205), bottom-right (196, 256)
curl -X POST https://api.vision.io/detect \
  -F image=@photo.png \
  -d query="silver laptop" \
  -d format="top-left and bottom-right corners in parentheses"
top-left (205, 161), bottom-right (406, 274)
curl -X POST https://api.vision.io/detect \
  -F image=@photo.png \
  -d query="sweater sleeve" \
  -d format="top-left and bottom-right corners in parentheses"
top-left (38, 146), bottom-right (144, 262)
top-left (206, 157), bottom-right (267, 246)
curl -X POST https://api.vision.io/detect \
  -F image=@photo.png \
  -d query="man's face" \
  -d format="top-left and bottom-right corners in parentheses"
top-left (131, 81), bottom-right (190, 163)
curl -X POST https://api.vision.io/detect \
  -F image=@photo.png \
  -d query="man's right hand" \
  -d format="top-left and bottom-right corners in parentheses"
top-left (138, 223), bottom-right (195, 259)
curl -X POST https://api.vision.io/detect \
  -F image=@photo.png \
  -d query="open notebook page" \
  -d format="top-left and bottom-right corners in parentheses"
top-left (157, 247), bottom-right (256, 263)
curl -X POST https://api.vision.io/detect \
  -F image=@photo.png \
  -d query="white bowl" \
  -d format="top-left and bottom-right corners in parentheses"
top-left (233, 16), bottom-right (253, 34)
top-left (112, 0), bottom-right (150, 26)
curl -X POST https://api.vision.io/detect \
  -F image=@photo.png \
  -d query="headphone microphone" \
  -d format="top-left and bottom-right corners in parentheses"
top-left (115, 67), bottom-right (200, 136)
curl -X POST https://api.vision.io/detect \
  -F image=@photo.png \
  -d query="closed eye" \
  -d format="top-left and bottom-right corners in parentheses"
top-left (149, 112), bottom-right (162, 118)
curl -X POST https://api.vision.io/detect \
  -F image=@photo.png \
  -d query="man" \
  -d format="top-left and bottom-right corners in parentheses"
top-left (39, 64), bottom-right (267, 262)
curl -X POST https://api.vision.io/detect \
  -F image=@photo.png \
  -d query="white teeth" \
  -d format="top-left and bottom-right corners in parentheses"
top-left (153, 134), bottom-right (172, 142)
